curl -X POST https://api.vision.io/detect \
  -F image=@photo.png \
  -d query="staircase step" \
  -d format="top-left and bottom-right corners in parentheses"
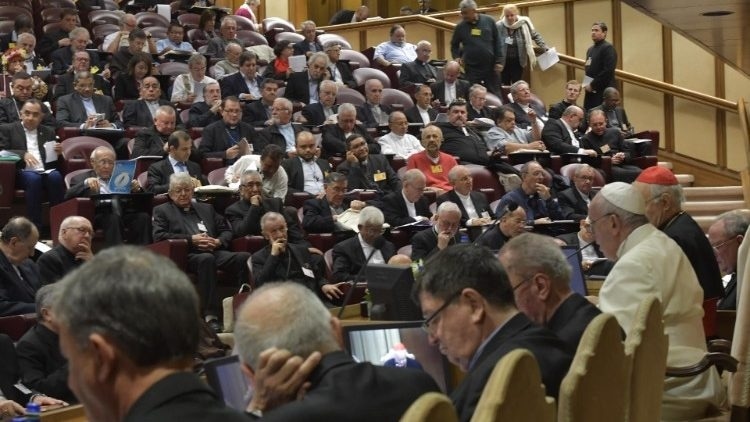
top-left (694, 216), bottom-right (715, 232)
top-left (683, 186), bottom-right (744, 201)
top-left (682, 200), bottom-right (745, 216)
top-left (658, 161), bottom-right (673, 169)
top-left (675, 174), bottom-right (694, 187)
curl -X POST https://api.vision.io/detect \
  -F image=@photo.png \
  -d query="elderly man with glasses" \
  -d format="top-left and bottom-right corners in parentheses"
top-left (37, 216), bottom-right (94, 284)
top-left (331, 206), bottom-right (395, 283)
top-left (708, 209), bottom-right (750, 311)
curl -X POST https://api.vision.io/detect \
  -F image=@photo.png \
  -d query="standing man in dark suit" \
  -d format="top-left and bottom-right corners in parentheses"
top-left (323, 42), bottom-right (356, 89)
top-left (37, 216), bottom-right (94, 285)
top-left (0, 217), bottom-right (41, 317)
top-left (558, 164), bottom-right (596, 221)
top-left (130, 106), bottom-right (178, 159)
top-left (122, 76), bottom-right (176, 129)
top-left (328, 6), bottom-right (369, 25)
top-left (187, 82), bottom-right (223, 129)
top-left (302, 172), bottom-right (365, 237)
top-left (152, 173), bottom-right (251, 332)
top-left (450, 0), bottom-right (502, 94)
top-left (321, 103), bottom-right (379, 157)
top-left (50, 28), bottom-right (100, 75)
top-left (405, 84), bottom-right (438, 125)
top-left (381, 169), bottom-right (432, 228)
top-left (146, 131), bottom-right (207, 195)
top-left (430, 61), bottom-right (470, 105)
top-left (399, 40), bottom-right (438, 90)
top-left (284, 52), bottom-right (329, 106)
top-left (219, 51), bottom-right (263, 100)
top-left (294, 21), bottom-right (324, 57)
top-left (416, 244), bottom-right (572, 421)
top-left (540, 105), bottom-right (597, 156)
top-left (65, 147), bottom-right (152, 247)
top-left (0, 100), bottom-right (63, 231)
top-left (332, 207), bottom-right (396, 283)
top-left (55, 71), bottom-right (121, 129)
top-left (282, 131), bottom-right (330, 196)
top-left (708, 210), bottom-right (750, 311)
top-left (436, 165), bottom-right (493, 229)
top-left (411, 201), bottom-right (462, 261)
top-left (499, 233), bottom-right (601, 355)
top-left (356, 79), bottom-right (393, 128)
top-left (243, 78), bottom-right (278, 126)
top-left (0, 72), bottom-right (57, 128)
top-left (257, 98), bottom-right (304, 156)
top-left (299, 80), bottom-right (338, 127)
top-left (335, 134), bottom-right (400, 195)
top-left (224, 170), bottom-right (304, 242)
top-left (583, 22), bottom-right (617, 111)
top-left (36, 9), bottom-right (78, 63)
top-left (52, 51), bottom-right (111, 101)
top-left (199, 96), bottom-right (257, 165)
top-left (234, 282), bottom-right (439, 419)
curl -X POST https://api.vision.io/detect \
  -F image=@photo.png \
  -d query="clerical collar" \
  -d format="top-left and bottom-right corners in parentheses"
top-left (21, 123), bottom-right (36, 133)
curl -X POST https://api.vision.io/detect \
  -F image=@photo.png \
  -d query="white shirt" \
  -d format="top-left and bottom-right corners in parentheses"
top-left (244, 74), bottom-right (261, 98)
top-left (456, 191), bottom-right (479, 219)
top-left (171, 74), bottom-right (218, 103)
top-left (377, 132), bottom-right (424, 159)
top-left (417, 105), bottom-right (431, 125)
top-left (224, 154), bottom-right (289, 199)
top-left (561, 119), bottom-right (585, 153)
top-left (444, 82), bottom-right (456, 104)
top-left (402, 190), bottom-right (417, 218)
top-left (578, 232), bottom-right (598, 262)
top-left (358, 233), bottom-right (385, 264)
top-left (102, 32), bottom-right (151, 52)
top-left (23, 124), bottom-right (43, 171)
top-left (300, 157), bottom-right (324, 194)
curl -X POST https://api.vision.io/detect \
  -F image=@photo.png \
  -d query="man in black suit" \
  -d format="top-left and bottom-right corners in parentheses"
top-left (152, 173), bottom-right (251, 330)
top-left (356, 79), bottom-right (393, 128)
top-left (243, 78), bottom-right (278, 126)
top-left (328, 5), bottom-right (369, 25)
top-left (219, 51), bottom-right (263, 100)
top-left (582, 109), bottom-right (642, 183)
top-left (257, 98), bottom-right (304, 156)
top-left (122, 76), bottom-right (176, 129)
top-left (507, 80), bottom-right (548, 130)
top-left (187, 82), bottom-right (223, 129)
top-left (16, 284), bottom-right (77, 403)
top-left (555, 219), bottom-right (613, 278)
top-left (548, 80), bottom-right (582, 120)
top-left (323, 42), bottom-right (356, 89)
top-left (586, 87), bottom-right (634, 137)
top-left (52, 51), bottom-right (111, 101)
top-left (499, 233), bottom-right (601, 355)
top-left (335, 133), bottom-right (399, 195)
top-left (50, 28), bottom-right (100, 75)
top-left (436, 165), bottom-right (493, 229)
top-left (234, 281), bottom-right (438, 419)
top-left (36, 9), bottom-right (78, 63)
top-left (416, 244), bottom-right (572, 421)
top-left (16, 33), bottom-right (46, 74)
top-left (467, 84), bottom-right (494, 121)
top-left (430, 61), bottom-right (469, 105)
top-left (0, 217), bottom-right (41, 317)
top-left (224, 170), bottom-right (304, 242)
top-left (583, 22), bottom-right (617, 111)
top-left (541, 105), bottom-right (597, 156)
top-left (131, 105), bottom-right (179, 159)
top-left (0, 15), bottom-right (32, 53)
top-left (0, 72), bottom-right (57, 128)
top-left (108, 29), bottom-right (150, 74)
top-left (299, 80), bottom-right (338, 127)
top-left (411, 201), bottom-right (462, 261)
top-left (55, 71), bottom-right (121, 129)
top-left (302, 172), bottom-right (365, 237)
top-left (283, 52), bottom-right (329, 106)
top-left (199, 96), bottom-right (258, 165)
top-left (282, 131), bottom-right (330, 196)
top-left (37, 216), bottom-right (94, 285)
top-left (146, 131), bottom-right (207, 194)
top-left (65, 147), bottom-right (152, 247)
top-left (558, 164), bottom-right (596, 221)
top-left (399, 41), bottom-right (438, 90)
top-left (321, 103), bottom-right (379, 157)
top-left (474, 201), bottom-right (527, 251)
top-left (708, 210), bottom-right (750, 311)
top-left (0, 100), bottom-right (64, 230)
top-left (332, 206), bottom-right (396, 283)
top-left (405, 84), bottom-right (438, 126)
top-left (381, 169), bottom-right (432, 227)
top-left (294, 21), bottom-right (324, 57)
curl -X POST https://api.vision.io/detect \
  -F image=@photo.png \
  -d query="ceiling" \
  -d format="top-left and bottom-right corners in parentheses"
top-left (623, 0), bottom-right (750, 76)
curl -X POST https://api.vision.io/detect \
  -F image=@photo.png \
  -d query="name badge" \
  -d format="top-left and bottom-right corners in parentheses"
top-left (471, 28), bottom-right (481, 36)
top-left (430, 164), bottom-right (443, 173)
top-left (505, 36), bottom-right (513, 45)
top-left (600, 144), bottom-right (611, 154)
top-left (373, 171), bottom-right (386, 182)
top-left (585, 57), bottom-right (592, 66)
top-left (197, 222), bottom-right (207, 232)
top-left (302, 266), bottom-right (315, 278)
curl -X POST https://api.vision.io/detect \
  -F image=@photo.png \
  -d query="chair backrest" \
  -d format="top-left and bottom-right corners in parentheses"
top-left (176, 13), bottom-right (201, 30)
top-left (158, 61), bottom-right (190, 76)
top-left (262, 18), bottom-right (294, 34)
top-left (624, 296), bottom-right (667, 422)
top-left (237, 30), bottom-right (268, 46)
top-left (467, 164), bottom-right (505, 202)
top-left (64, 168), bottom-right (93, 189)
top-left (485, 92), bottom-right (503, 108)
top-left (559, 163), bottom-right (606, 187)
top-left (381, 88), bottom-right (414, 110)
top-left (0, 20), bottom-right (14, 35)
top-left (102, 0), bottom-right (119, 10)
top-left (42, 0), bottom-right (75, 8)
top-left (61, 136), bottom-right (113, 174)
top-left (397, 244), bottom-right (412, 258)
top-left (318, 33), bottom-right (351, 50)
top-left (207, 167), bottom-right (228, 185)
top-left (41, 7), bottom-right (75, 23)
top-left (0, 6), bottom-right (32, 22)
top-left (136, 171), bottom-right (149, 190)
top-left (91, 23), bottom-right (120, 43)
top-left (399, 391), bottom-right (458, 422)
top-left (339, 49), bottom-right (370, 68)
top-left (135, 12), bottom-right (170, 28)
top-left (336, 86), bottom-right (366, 106)
top-left (275, 31), bottom-right (304, 45)
top-left (558, 313), bottom-right (630, 422)
top-left (471, 349), bottom-right (555, 422)
top-left (353, 67), bottom-right (391, 89)
top-left (144, 26), bottom-right (167, 40)
top-left (232, 14), bottom-right (257, 31)
top-left (89, 10), bottom-right (124, 26)
top-left (0, 0), bottom-right (31, 13)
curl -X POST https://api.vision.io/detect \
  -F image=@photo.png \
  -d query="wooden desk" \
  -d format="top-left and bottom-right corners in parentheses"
top-left (41, 404), bottom-right (86, 422)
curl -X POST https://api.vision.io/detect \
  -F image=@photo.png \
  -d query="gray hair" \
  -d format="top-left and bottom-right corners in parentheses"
top-left (509, 80), bottom-right (529, 97)
top-left (260, 211), bottom-right (285, 231)
top-left (220, 15), bottom-right (237, 27)
top-left (562, 105), bottom-right (583, 118)
top-left (447, 165), bottom-right (469, 184)
top-left (416, 40), bottom-right (431, 49)
top-left (402, 168), bottom-right (426, 186)
top-left (359, 206), bottom-right (384, 226)
top-left (388, 110), bottom-right (406, 124)
top-left (588, 108), bottom-right (606, 121)
top-left (308, 51), bottom-right (328, 66)
top-left (574, 164), bottom-right (595, 178)
top-left (203, 81), bottom-right (220, 95)
top-left (469, 84), bottom-right (486, 99)
top-left (225, 42), bottom-right (243, 53)
top-left (89, 145), bottom-right (114, 161)
top-left (188, 53), bottom-right (206, 67)
top-left (499, 233), bottom-right (572, 289)
top-left (0, 216), bottom-right (36, 244)
top-left (715, 209), bottom-right (750, 237)
top-left (458, 0), bottom-right (477, 10)
top-left (53, 246), bottom-right (200, 366)
top-left (437, 201), bottom-right (461, 217)
top-left (69, 27), bottom-right (90, 40)
top-left (324, 171), bottom-right (347, 185)
top-left (647, 183), bottom-right (684, 208)
top-left (35, 283), bottom-right (60, 320)
top-left (169, 172), bottom-right (193, 190)
top-left (300, 20), bottom-right (316, 30)
top-left (235, 282), bottom-right (338, 369)
top-left (364, 78), bottom-right (383, 91)
top-left (240, 169), bottom-right (261, 182)
top-left (73, 70), bottom-right (93, 84)
top-left (154, 105), bottom-right (176, 119)
top-left (338, 102), bottom-right (356, 116)
top-left (17, 32), bottom-right (34, 45)
top-left (58, 215), bottom-right (91, 242)
top-left (273, 97), bottom-right (293, 112)
top-left (319, 79), bottom-right (338, 94)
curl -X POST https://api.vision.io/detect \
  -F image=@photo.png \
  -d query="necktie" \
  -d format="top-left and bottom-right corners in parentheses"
top-left (176, 162), bottom-right (187, 173)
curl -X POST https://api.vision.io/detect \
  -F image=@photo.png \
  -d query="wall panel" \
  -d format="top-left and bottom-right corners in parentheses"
top-left (672, 32), bottom-right (715, 95)
top-left (619, 3), bottom-right (662, 80)
top-left (673, 99), bottom-right (717, 163)
top-left (573, 0), bottom-right (612, 60)
top-left (528, 4), bottom-right (568, 105)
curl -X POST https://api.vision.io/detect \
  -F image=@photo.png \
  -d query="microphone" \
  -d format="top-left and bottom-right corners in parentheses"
top-left (564, 240), bottom-right (594, 260)
top-left (337, 236), bottom-right (385, 318)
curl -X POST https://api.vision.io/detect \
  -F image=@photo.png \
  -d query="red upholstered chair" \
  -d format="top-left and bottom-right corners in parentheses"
top-left (231, 235), bottom-right (267, 255)
top-left (397, 244), bottom-right (412, 258)
top-left (102, 0), bottom-right (119, 10)
top-left (92, 23), bottom-right (119, 46)
top-left (42, 8), bottom-right (68, 24)
top-left (336, 87), bottom-right (366, 106)
top-left (381, 88), bottom-right (414, 110)
top-left (467, 164), bottom-right (505, 202)
top-left (158, 61), bottom-right (189, 76)
top-left (237, 30), bottom-right (268, 47)
top-left (275, 32), bottom-right (304, 45)
top-left (232, 15), bottom-right (256, 31)
top-left (0, 313), bottom-right (37, 341)
top-left (352, 67), bottom-right (390, 89)
top-left (41, 0), bottom-right (75, 8)
top-left (285, 192), bottom-right (313, 209)
top-left (89, 10), bottom-right (124, 26)
top-left (485, 92), bottom-right (503, 108)
top-left (63, 169), bottom-right (92, 189)
top-left (134, 12), bottom-right (169, 28)
top-left (50, 198), bottom-right (96, 246)
top-left (137, 171), bottom-right (149, 191)
top-left (60, 136), bottom-right (113, 174)
top-left (176, 13), bottom-right (201, 30)
top-left (339, 49), bottom-right (370, 68)
top-left (187, 28), bottom-right (209, 49)
top-left (317, 33), bottom-right (351, 50)
top-left (207, 167), bottom-right (228, 185)
top-left (143, 26), bottom-right (167, 40)
top-left (0, 0), bottom-right (31, 13)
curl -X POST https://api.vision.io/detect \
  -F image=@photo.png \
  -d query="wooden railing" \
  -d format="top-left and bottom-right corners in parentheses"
top-left (738, 98), bottom-right (750, 206)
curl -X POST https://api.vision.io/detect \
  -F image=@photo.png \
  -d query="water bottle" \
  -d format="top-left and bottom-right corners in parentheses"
top-left (25, 402), bottom-right (40, 422)
top-left (459, 232), bottom-right (470, 244)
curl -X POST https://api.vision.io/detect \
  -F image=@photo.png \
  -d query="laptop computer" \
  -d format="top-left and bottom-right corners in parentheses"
top-left (562, 245), bottom-right (588, 296)
top-left (203, 355), bottom-right (252, 411)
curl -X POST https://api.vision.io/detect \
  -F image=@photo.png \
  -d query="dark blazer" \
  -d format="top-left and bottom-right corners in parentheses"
top-left (146, 158), bottom-right (207, 194)
top-left (0, 333), bottom-right (21, 402)
top-left (331, 235), bottom-right (396, 282)
top-left (131, 126), bottom-right (170, 159)
top-left (16, 323), bottom-right (75, 402)
top-left (283, 71), bottom-right (318, 105)
top-left (53, 72), bottom-right (111, 101)
top-left (258, 351), bottom-right (439, 422)
top-left (64, 169), bottom-right (103, 199)
top-left (113, 74), bottom-right (141, 102)
top-left (436, 122), bottom-right (490, 166)
top-left (251, 242), bottom-right (322, 289)
top-left (399, 60), bottom-right (438, 89)
top-left (55, 92), bottom-right (120, 128)
top-left (547, 99), bottom-right (575, 120)
top-left (300, 102), bottom-right (337, 127)
top-left (467, 105), bottom-right (494, 121)
top-left (282, 157), bottom-right (331, 195)
top-left (0, 252), bottom-right (40, 316)
top-left (37, 30), bottom-right (71, 63)
top-left (329, 9), bottom-right (356, 25)
top-left (51, 47), bottom-right (100, 75)
top-left (451, 313), bottom-right (571, 422)
top-left (257, 124), bottom-right (304, 155)
top-left (188, 102), bottom-right (221, 128)
top-left (152, 201), bottom-right (233, 250)
top-left (580, 127), bottom-right (631, 159)
top-left (540, 118), bottom-right (580, 154)
top-left (0, 98), bottom-right (57, 128)
top-left (0, 122), bottom-right (58, 170)
top-left (545, 293), bottom-right (601, 355)
top-left (329, 61), bottom-right (357, 89)
top-left (36, 244), bottom-right (82, 285)
top-left (293, 40), bottom-right (324, 56)
top-left (587, 105), bottom-right (633, 136)
top-left (199, 119), bottom-right (257, 163)
top-left (108, 47), bottom-right (134, 74)
top-left (380, 191), bottom-right (432, 227)
top-left (430, 79), bottom-right (470, 105)
top-left (719, 273), bottom-right (737, 311)
top-left (321, 123), bottom-right (379, 157)
top-left (335, 154), bottom-right (401, 194)
top-left (404, 105), bottom-right (438, 125)
top-left (122, 99), bottom-right (176, 128)
top-left (557, 188), bottom-right (590, 221)
top-left (301, 196), bottom-right (353, 234)
top-left (436, 190), bottom-right (492, 227)
top-left (243, 100), bottom-right (273, 126)
top-left (410, 227), bottom-right (460, 262)
top-left (473, 226), bottom-right (510, 252)
top-left (356, 103), bottom-right (394, 128)
top-left (224, 197), bottom-right (304, 243)
top-left (509, 101), bottom-right (547, 130)
top-left (219, 72), bottom-right (263, 99)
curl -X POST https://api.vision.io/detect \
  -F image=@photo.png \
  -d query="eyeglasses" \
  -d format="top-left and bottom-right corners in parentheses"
top-left (64, 226), bottom-right (93, 235)
top-left (587, 213), bottom-right (614, 236)
top-left (422, 290), bottom-right (462, 334)
top-left (240, 182), bottom-right (262, 188)
top-left (711, 237), bottom-right (736, 253)
top-left (512, 274), bottom-right (535, 291)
